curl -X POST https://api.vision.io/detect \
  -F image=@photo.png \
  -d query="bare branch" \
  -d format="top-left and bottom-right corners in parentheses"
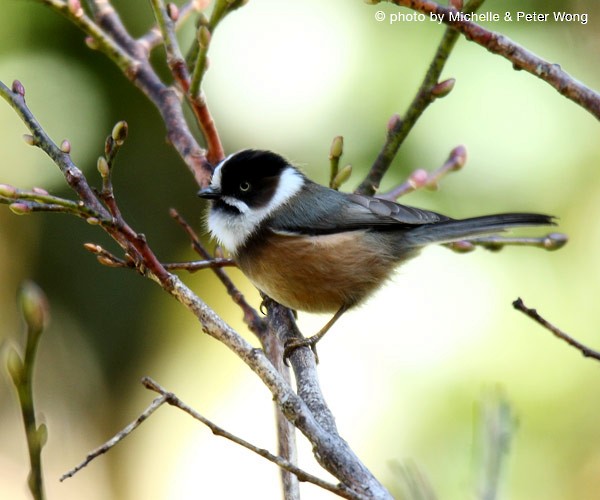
top-left (446, 232), bottom-right (568, 253)
top-left (142, 377), bottom-right (357, 499)
top-left (60, 393), bottom-right (168, 481)
top-left (139, 1), bottom-right (200, 51)
top-left (356, 0), bottom-right (483, 195)
top-left (390, 0), bottom-right (600, 120)
top-left (377, 145), bottom-right (467, 200)
top-left (513, 298), bottom-right (600, 361)
top-left (169, 208), bottom-right (267, 340)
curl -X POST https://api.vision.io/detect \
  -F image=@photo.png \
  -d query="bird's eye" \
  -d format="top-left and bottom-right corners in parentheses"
top-left (239, 181), bottom-right (251, 192)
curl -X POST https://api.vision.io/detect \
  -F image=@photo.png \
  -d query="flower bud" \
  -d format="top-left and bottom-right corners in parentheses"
top-left (167, 3), bottom-right (180, 21)
top-left (18, 280), bottom-right (50, 333)
top-left (0, 184), bottom-right (18, 198)
top-left (544, 233), bottom-right (568, 251)
top-left (431, 78), bottom-right (456, 98)
top-left (60, 139), bottom-right (71, 153)
top-left (85, 36), bottom-right (99, 50)
top-left (97, 156), bottom-right (110, 177)
top-left (6, 348), bottom-right (23, 385)
top-left (9, 202), bottom-right (32, 215)
top-left (332, 164), bottom-right (352, 189)
top-left (12, 80), bottom-right (25, 97)
top-left (22, 134), bottom-right (35, 146)
top-left (387, 113), bottom-right (402, 132)
top-left (198, 25), bottom-right (211, 49)
top-left (329, 136), bottom-right (344, 159)
top-left (68, 0), bottom-right (83, 17)
top-left (111, 120), bottom-right (128, 145)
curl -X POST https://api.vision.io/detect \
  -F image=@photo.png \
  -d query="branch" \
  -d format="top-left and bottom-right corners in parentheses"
top-left (169, 208), bottom-right (267, 340)
top-left (357, 0), bottom-right (484, 195)
top-left (60, 392), bottom-right (167, 481)
top-left (143, 378), bottom-right (356, 499)
top-left (445, 232), bottom-right (568, 253)
top-left (389, 0), bottom-right (600, 120)
top-left (513, 298), bottom-right (600, 361)
top-left (35, 0), bottom-right (213, 185)
top-left (138, 1), bottom-right (200, 52)
top-left (7, 282), bottom-right (51, 500)
top-left (376, 145), bottom-right (467, 200)
top-left (1, 77), bottom-right (392, 498)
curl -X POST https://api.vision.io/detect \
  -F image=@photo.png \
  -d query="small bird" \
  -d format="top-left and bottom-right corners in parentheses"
top-left (198, 149), bottom-right (555, 355)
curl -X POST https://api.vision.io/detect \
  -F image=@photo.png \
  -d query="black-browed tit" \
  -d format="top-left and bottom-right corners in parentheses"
top-left (198, 150), bottom-right (555, 352)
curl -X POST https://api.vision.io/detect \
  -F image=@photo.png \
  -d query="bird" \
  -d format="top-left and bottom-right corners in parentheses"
top-left (198, 149), bottom-right (555, 356)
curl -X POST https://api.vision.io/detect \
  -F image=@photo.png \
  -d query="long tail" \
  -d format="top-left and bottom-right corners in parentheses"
top-left (405, 213), bottom-right (555, 246)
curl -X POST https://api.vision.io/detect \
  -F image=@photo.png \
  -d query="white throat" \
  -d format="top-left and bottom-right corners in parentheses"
top-left (207, 165), bottom-right (305, 254)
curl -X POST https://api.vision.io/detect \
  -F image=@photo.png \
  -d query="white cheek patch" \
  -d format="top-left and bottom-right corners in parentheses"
top-left (221, 196), bottom-right (249, 213)
top-left (210, 158), bottom-right (226, 189)
top-left (207, 166), bottom-right (305, 254)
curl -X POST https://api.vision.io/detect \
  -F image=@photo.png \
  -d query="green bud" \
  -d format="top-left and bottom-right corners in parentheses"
top-left (198, 25), bottom-right (211, 49)
top-left (329, 136), bottom-right (344, 159)
top-left (6, 347), bottom-right (23, 385)
top-left (97, 156), bottom-right (110, 178)
top-left (37, 423), bottom-right (48, 447)
top-left (86, 217), bottom-right (100, 225)
top-left (111, 121), bottom-right (128, 145)
top-left (332, 164), bottom-right (352, 190)
top-left (85, 36), bottom-right (99, 50)
top-left (18, 280), bottom-right (50, 333)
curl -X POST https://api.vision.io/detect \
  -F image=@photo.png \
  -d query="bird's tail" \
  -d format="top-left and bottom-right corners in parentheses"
top-left (405, 213), bottom-right (555, 246)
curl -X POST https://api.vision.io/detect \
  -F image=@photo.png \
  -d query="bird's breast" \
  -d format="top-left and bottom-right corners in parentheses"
top-left (236, 230), bottom-right (403, 313)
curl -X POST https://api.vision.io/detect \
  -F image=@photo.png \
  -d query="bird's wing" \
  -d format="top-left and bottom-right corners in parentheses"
top-left (269, 187), bottom-right (449, 236)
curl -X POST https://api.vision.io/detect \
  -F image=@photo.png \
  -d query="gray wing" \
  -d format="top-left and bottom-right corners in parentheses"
top-left (269, 182), bottom-right (450, 236)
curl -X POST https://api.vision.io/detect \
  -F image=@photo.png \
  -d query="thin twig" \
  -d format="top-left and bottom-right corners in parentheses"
top-left (446, 232), bottom-right (568, 253)
top-left (357, 0), bottom-right (484, 195)
top-left (170, 208), bottom-right (267, 339)
top-left (139, 1), bottom-right (200, 52)
top-left (34, 0), bottom-right (212, 186)
top-left (513, 298), bottom-right (600, 361)
top-left (377, 145), bottom-right (467, 200)
top-left (2, 77), bottom-right (391, 497)
top-left (60, 394), bottom-right (168, 481)
top-left (149, 0), bottom-right (191, 90)
top-left (390, 0), bottom-right (600, 120)
top-left (142, 377), bottom-right (359, 499)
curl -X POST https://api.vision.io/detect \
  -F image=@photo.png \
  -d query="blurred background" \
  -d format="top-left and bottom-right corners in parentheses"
top-left (1, 0), bottom-right (599, 498)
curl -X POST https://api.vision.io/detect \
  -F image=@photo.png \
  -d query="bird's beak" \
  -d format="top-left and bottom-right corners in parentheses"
top-left (197, 186), bottom-right (221, 199)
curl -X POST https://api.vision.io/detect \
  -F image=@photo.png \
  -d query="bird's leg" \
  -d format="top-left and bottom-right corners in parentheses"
top-left (283, 305), bottom-right (348, 363)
